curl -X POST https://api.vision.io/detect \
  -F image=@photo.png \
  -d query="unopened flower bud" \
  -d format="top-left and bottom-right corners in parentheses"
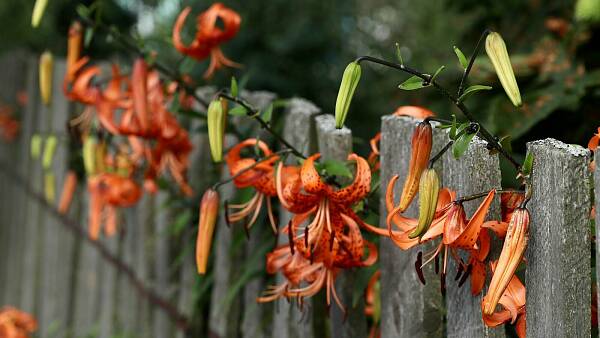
top-left (58, 171), bottom-right (77, 214)
top-left (485, 32), bottom-right (522, 107)
top-left (44, 171), bottom-right (56, 203)
top-left (31, 134), bottom-right (42, 160)
top-left (335, 61), bottom-right (361, 129)
top-left (207, 98), bottom-right (227, 163)
top-left (42, 134), bottom-right (57, 170)
top-left (67, 21), bottom-right (83, 82)
top-left (82, 136), bottom-right (97, 175)
top-left (196, 188), bottom-right (220, 274)
top-left (409, 168), bottom-right (440, 239)
top-left (399, 121), bottom-right (432, 212)
top-left (483, 207), bottom-right (529, 315)
top-left (31, 0), bottom-right (48, 28)
top-left (39, 51), bottom-right (53, 106)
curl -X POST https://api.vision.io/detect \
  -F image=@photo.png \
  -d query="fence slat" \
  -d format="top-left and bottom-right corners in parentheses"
top-left (208, 134), bottom-right (241, 338)
top-left (443, 137), bottom-right (504, 338)
top-left (272, 98), bottom-right (320, 338)
top-left (596, 151), bottom-right (600, 332)
top-left (526, 138), bottom-right (591, 337)
top-left (153, 192), bottom-right (174, 337)
top-left (0, 50), bottom-right (29, 308)
top-left (239, 91), bottom-right (278, 338)
top-left (38, 60), bottom-right (78, 337)
top-left (379, 115), bottom-right (445, 337)
top-left (314, 114), bottom-right (367, 338)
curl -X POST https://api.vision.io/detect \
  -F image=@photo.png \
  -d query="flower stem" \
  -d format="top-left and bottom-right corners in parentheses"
top-left (456, 189), bottom-right (523, 203)
top-left (457, 29), bottom-right (491, 97)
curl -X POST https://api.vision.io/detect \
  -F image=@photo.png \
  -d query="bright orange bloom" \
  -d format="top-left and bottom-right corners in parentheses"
top-left (224, 139), bottom-right (293, 233)
top-left (481, 261), bottom-right (526, 338)
top-left (58, 171), bottom-right (78, 214)
top-left (173, 3), bottom-right (241, 79)
top-left (588, 127), bottom-right (600, 151)
top-left (196, 188), bottom-right (220, 275)
top-left (87, 173), bottom-right (142, 240)
top-left (0, 106), bottom-right (19, 142)
top-left (0, 306), bottom-right (37, 338)
top-left (259, 153), bottom-right (378, 310)
top-left (483, 208), bottom-right (529, 316)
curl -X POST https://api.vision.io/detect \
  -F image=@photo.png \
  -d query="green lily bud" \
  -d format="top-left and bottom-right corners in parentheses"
top-left (335, 61), bottom-right (361, 129)
top-left (42, 134), bottom-right (57, 170)
top-left (31, 0), bottom-right (48, 28)
top-left (39, 51), bottom-right (53, 106)
top-left (409, 168), bottom-right (440, 239)
top-left (207, 98), bottom-right (228, 163)
top-left (575, 0), bottom-right (600, 23)
top-left (83, 136), bottom-right (97, 175)
top-left (31, 134), bottom-right (42, 160)
top-left (485, 32), bottom-right (522, 107)
top-left (44, 171), bottom-right (55, 203)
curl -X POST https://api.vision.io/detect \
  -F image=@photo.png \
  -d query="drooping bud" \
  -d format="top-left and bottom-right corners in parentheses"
top-left (207, 99), bottom-right (227, 163)
top-left (409, 168), bottom-right (439, 239)
top-left (485, 32), bottom-right (522, 107)
top-left (31, 0), bottom-right (48, 28)
top-left (30, 134), bottom-right (42, 160)
top-left (482, 207), bottom-right (529, 315)
top-left (67, 21), bottom-right (83, 82)
top-left (44, 172), bottom-right (56, 203)
top-left (132, 58), bottom-right (149, 131)
top-left (398, 121), bottom-right (432, 212)
top-left (39, 51), bottom-right (54, 106)
top-left (335, 61), bottom-right (361, 129)
top-left (42, 134), bottom-right (57, 170)
top-left (196, 188), bottom-right (220, 274)
top-left (82, 136), bottom-right (97, 175)
top-left (58, 171), bottom-right (78, 214)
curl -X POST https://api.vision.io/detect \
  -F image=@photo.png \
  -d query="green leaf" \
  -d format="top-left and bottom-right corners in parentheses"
top-left (499, 135), bottom-right (512, 154)
top-left (452, 131), bottom-right (476, 159)
top-left (449, 114), bottom-right (458, 140)
top-left (522, 152), bottom-right (534, 176)
top-left (458, 85), bottom-right (493, 103)
top-left (322, 159), bottom-right (352, 178)
top-left (76, 4), bottom-right (91, 19)
top-left (228, 105), bottom-right (247, 116)
top-left (84, 27), bottom-right (94, 48)
top-left (261, 104), bottom-right (274, 123)
top-left (398, 76), bottom-right (428, 91)
top-left (395, 42), bottom-right (404, 65)
top-left (454, 46), bottom-right (469, 69)
top-left (230, 77), bottom-right (238, 97)
top-left (430, 66), bottom-right (445, 82)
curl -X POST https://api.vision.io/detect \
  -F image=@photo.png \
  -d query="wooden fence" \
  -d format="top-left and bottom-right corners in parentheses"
top-left (0, 51), bottom-right (595, 338)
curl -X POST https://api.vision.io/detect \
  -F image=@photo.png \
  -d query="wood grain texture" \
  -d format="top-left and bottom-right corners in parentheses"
top-left (526, 138), bottom-right (591, 338)
top-left (379, 115), bottom-right (445, 338)
top-left (443, 136), bottom-right (504, 338)
top-left (272, 98), bottom-right (320, 338)
top-left (315, 114), bottom-right (367, 338)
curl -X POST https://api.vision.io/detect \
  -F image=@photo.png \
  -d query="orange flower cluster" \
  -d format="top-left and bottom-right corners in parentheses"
top-left (0, 306), bottom-right (37, 338)
top-left (0, 105), bottom-right (19, 142)
top-left (173, 3), bottom-right (241, 79)
top-left (61, 21), bottom-right (198, 239)
top-left (257, 153), bottom-right (378, 311)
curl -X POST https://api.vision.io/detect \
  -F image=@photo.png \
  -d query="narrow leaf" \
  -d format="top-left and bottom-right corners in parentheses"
top-left (228, 105), bottom-right (247, 116)
top-left (395, 42), bottom-right (404, 65)
top-left (449, 114), bottom-right (458, 140)
top-left (522, 152), bottom-right (534, 176)
top-left (431, 66), bottom-right (445, 82)
top-left (230, 77), bottom-right (238, 97)
top-left (458, 85), bottom-right (492, 103)
top-left (398, 76), bottom-right (428, 91)
top-left (261, 104), bottom-right (274, 123)
top-left (452, 132), bottom-right (476, 159)
top-left (454, 46), bottom-right (469, 69)
top-left (84, 27), bottom-right (94, 47)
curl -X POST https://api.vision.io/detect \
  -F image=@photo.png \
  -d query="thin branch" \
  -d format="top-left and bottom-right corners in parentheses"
top-left (457, 29), bottom-right (491, 97)
top-left (355, 55), bottom-right (522, 172)
top-left (456, 189), bottom-right (523, 203)
top-left (0, 162), bottom-right (191, 333)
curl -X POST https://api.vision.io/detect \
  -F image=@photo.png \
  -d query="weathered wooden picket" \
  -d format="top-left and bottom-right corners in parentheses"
top-left (0, 51), bottom-right (596, 338)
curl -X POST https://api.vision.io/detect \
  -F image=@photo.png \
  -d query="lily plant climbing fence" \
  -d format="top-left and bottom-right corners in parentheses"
top-left (0, 51), bottom-right (595, 338)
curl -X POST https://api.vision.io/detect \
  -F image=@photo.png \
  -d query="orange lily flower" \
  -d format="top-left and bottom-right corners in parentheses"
top-left (196, 188), bottom-right (220, 274)
top-left (259, 153), bottom-right (378, 310)
top-left (588, 126), bottom-right (600, 151)
top-left (173, 3), bottom-right (242, 79)
top-left (0, 306), bottom-right (37, 338)
top-left (224, 139), bottom-right (290, 233)
top-left (481, 261), bottom-right (526, 338)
